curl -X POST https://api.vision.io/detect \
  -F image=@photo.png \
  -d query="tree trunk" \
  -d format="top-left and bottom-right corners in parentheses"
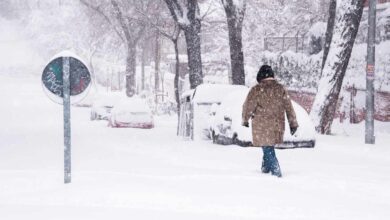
top-left (173, 39), bottom-right (181, 122)
top-left (125, 44), bottom-right (137, 97)
top-left (154, 31), bottom-right (161, 103)
top-left (223, 0), bottom-right (246, 85)
top-left (228, 25), bottom-right (245, 85)
top-left (163, 0), bottom-right (204, 89)
top-left (310, 0), bottom-right (363, 134)
top-left (322, 0), bottom-right (337, 71)
top-left (141, 46), bottom-right (145, 91)
top-left (183, 19), bottom-right (203, 89)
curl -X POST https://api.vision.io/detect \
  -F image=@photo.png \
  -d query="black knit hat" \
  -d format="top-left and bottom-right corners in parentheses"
top-left (257, 65), bottom-right (274, 83)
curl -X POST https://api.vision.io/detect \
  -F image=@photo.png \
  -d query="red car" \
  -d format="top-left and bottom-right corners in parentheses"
top-left (108, 97), bottom-right (154, 129)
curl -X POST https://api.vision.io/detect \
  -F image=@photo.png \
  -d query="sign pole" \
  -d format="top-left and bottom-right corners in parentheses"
top-left (366, 0), bottom-right (376, 144)
top-left (63, 57), bottom-right (71, 183)
top-left (42, 53), bottom-right (91, 184)
top-left (42, 51), bottom-right (91, 184)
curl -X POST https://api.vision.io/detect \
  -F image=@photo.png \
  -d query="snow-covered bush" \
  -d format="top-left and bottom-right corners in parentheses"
top-left (307, 22), bottom-right (326, 55)
top-left (250, 51), bottom-right (321, 91)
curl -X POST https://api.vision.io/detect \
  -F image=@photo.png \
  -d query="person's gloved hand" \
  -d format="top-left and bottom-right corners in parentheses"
top-left (290, 127), bottom-right (298, 135)
top-left (242, 121), bottom-right (249, 127)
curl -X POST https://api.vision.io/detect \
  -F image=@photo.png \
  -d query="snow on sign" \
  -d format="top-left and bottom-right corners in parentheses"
top-left (41, 53), bottom-right (91, 184)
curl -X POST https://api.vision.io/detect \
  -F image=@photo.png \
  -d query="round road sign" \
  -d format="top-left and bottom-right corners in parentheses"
top-left (42, 56), bottom-right (91, 103)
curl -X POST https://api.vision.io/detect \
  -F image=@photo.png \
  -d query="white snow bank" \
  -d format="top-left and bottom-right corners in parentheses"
top-left (0, 75), bottom-right (390, 220)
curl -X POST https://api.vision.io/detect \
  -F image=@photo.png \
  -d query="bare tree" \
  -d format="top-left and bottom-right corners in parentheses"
top-left (310, 0), bottom-right (364, 134)
top-left (221, 0), bottom-right (246, 85)
top-left (80, 0), bottom-right (153, 97)
top-left (164, 0), bottom-right (203, 89)
top-left (154, 30), bottom-right (161, 103)
top-left (138, 6), bottom-right (183, 125)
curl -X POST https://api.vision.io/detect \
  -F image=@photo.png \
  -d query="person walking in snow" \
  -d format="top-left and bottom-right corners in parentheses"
top-left (242, 65), bottom-right (298, 177)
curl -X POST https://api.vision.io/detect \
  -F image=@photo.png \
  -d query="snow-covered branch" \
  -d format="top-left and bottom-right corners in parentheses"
top-left (79, 0), bottom-right (125, 43)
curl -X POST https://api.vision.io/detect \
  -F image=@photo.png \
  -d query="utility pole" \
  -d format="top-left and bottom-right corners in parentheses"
top-left (366, 0), bottom-right (376, 144)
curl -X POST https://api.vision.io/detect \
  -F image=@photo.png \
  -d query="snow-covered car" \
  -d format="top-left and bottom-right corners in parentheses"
top-left (109, 97), bottom-right (154, 129)
top-left (90, 93), bottom-right (122, 121)
top-left (178, 84), bottom-right (247, 140)
top-left (210, 88), bottom-right (316, 149)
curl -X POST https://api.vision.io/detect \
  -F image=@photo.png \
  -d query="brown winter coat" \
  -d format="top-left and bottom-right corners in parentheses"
top-left (242, 79), bottom-right (298, 147)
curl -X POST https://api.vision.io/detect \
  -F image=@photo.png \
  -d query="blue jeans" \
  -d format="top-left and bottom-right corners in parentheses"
top-left (261, 146), bottom-right (282, 177)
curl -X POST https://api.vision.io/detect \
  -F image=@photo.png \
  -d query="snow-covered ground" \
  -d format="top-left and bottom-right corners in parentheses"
top-left (1, 75), bottom-right (390, 220)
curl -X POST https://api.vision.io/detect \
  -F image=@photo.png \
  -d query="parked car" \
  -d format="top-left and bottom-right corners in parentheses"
top-left (209, 87), bottom-right (316, 149)
top-left (90, 92), bottom-right (122, 121)
top-left (178, 84), bottom-right (247, 140)
top-left (109, 97), bottom-right (154, 129)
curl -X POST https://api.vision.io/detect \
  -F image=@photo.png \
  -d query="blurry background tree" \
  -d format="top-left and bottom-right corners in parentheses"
top-left (80, 0), bottom-right (153, 97)
top-left (136, 0), bottom-right (183, 117)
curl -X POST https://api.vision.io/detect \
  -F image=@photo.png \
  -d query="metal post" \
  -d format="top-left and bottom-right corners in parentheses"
top-left (366, 0), bottom-right (376, 144)
top-left (63, 57), bottom-right (71, 183)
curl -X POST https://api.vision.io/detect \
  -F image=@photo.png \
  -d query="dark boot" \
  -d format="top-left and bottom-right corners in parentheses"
top-left (261, 147), bottom-right (271, 174)
top-left (269, 147), bottom-right (282, 178)
top-left (261, 159), bottom-right (270, 173)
